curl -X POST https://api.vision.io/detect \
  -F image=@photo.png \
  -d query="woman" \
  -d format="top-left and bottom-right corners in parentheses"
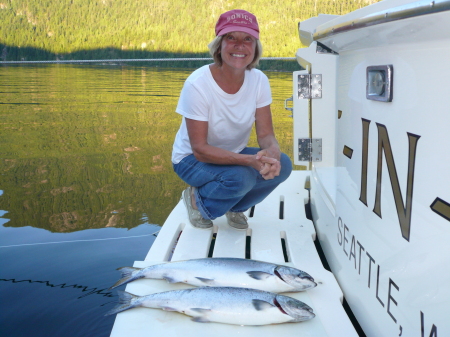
top-left (172, 9), bottom-right (292, 230)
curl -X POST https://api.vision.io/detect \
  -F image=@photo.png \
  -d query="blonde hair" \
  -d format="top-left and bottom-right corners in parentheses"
top-left (208, 34), bottom-right (263, 70)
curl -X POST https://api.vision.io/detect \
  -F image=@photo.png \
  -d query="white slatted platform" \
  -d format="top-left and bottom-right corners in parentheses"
top-left (109, 171), bottom-right (358, 337)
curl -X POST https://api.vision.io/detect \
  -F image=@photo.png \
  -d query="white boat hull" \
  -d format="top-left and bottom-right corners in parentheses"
top-left (295, 0), bottom-right (450, 335)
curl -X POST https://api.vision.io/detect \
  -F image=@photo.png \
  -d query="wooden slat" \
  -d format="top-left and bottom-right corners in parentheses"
top-left (250, 227), bottom-right (285, 264)
top-left (170, 223), bottom-right (214, 261)
top-left (212, 216), bottom-right (247, 258)
top-left (144, 203), bottom-right (186, 261)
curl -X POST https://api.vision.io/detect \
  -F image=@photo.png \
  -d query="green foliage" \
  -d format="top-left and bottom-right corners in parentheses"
top-left (0, 0), bottom-right (380, 61)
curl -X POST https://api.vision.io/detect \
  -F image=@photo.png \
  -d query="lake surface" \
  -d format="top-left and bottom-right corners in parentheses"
top-left (0, 64), bottom-right (298, 336)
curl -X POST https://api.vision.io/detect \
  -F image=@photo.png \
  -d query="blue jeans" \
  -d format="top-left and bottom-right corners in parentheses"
top-left (173, 147), bottom-right (292, 220)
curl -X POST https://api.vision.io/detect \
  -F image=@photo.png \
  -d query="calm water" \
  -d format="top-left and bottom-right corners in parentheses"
top-left (0, 64), bottom-right (296, 336)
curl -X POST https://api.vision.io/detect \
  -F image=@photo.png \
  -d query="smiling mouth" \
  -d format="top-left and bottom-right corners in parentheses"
top-left (231, 54), bottom-right (246, 58)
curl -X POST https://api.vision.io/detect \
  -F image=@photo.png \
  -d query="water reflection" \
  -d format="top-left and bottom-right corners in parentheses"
top-left (0, 64), bottom-right (298, 233)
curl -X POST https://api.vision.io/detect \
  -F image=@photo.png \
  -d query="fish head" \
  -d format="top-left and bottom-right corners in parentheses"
top-left (275, 266), bottom-right (317, 290)
top-left (275, 295), bottom-right (315, 322)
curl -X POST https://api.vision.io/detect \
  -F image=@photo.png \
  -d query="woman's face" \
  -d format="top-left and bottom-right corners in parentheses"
top-left (220, 31), bottom-right (256, 71)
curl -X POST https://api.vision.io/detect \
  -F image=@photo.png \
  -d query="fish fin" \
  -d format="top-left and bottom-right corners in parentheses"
top-left (190, 308), bottom-right (211, 323)
top-left (163, 275), bottom-right (178, 283)
top-left (252, 299), bottom-right (275, 311)
top-left (109, 267), bottom-right (142, 290)
top-left (161, 306), bottom-right (177, 311)
top-left (105, 291), bottom-right (139, 316)
top-left (191, 316), bottom-right (211, 323)
top-left (195, 277), bottom-right (215, 285)
top-left (190, 308), bottom-right (211, 314)
top-left (247, 271), bottom-right (272, 280)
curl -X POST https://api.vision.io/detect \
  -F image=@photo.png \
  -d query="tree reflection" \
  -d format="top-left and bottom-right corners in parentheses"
top-left (0, 65), bottom-right (299, 232)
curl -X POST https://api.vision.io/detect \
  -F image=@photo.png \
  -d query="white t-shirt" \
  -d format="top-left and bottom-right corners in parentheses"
top-left (171, 64), bottom-right (272, 164)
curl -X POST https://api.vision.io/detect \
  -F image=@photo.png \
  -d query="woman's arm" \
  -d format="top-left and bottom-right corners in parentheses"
top-left (254, 105), bottom-right (282, 179)
top-left (255, 105), bottom-right (281, 158)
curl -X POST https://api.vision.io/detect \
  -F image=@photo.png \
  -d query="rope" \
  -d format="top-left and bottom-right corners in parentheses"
top-left (0, 57), bottom-right (296, 64)
top-left (0, 232), bottom-right (158, 248)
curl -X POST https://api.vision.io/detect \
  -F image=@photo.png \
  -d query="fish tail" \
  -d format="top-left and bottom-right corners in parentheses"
top-left (109, 266), bottom-right (143, 289)
top-left (105, 291), bottom-right (140, 316)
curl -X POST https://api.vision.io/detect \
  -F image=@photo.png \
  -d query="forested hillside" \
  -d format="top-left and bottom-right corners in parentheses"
top-left (1, 0), bottom-right (379, 61)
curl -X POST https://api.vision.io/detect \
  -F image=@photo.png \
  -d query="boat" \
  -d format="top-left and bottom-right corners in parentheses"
top-left (110, 0), bottom-right (450, 335)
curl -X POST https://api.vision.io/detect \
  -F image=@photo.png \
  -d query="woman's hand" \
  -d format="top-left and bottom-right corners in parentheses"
top-left (256, 149), bottom-right (281, 180)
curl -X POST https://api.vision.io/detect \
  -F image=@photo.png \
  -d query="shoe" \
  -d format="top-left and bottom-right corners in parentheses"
top-left (182, 187), bottom-right (213, 229)
top-left (226, 211), bottom-right (248, 230)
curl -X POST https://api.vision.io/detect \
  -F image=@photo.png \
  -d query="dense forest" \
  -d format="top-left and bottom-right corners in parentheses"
top-left (1, 0), bottom-right (379, 62)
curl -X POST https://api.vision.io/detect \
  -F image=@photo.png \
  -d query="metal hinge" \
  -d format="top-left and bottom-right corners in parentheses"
top-left (298, 74), bottom-right (322, 99)
top-left (298, 138), bottom-right (322, 162)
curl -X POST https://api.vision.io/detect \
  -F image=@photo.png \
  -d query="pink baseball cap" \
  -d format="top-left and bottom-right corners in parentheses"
top-left (215, 9), bottom-right (259, 39)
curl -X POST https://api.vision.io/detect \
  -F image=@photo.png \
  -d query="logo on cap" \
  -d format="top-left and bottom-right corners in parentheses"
top-left (226, 13), bottom-right (253, 24)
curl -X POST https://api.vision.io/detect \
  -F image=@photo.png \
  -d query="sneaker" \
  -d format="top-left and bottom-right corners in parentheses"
top-left (182, 187), bottom-right (213, 229)
top-left (226, 211), bottom-right (248, 230)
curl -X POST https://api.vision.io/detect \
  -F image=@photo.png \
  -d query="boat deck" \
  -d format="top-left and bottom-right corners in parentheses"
top-left (109, 171), bottom-right (358, 336)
